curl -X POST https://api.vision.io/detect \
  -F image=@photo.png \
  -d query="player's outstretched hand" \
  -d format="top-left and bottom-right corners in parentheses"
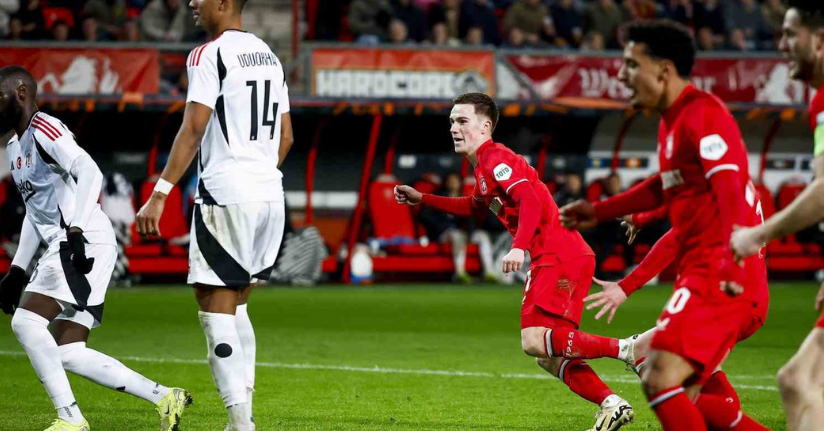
top-left (621, 215), bottom-right (640, 245)
top-left (0, 265), bottom-right (27, 315)
top-left (730, 224), bottom-right (766, 262)
top-left (584, 277), bottom-right (627, 324)
top-left (394, 185), bottom-right (422, 206)
top-left (559, 199), bottom-right (598, 230)
top-left (67, 229), bottom-right (95, 274)
top-left (816, 280), bottom-right (824, 312)
top-left (136, 193), bottom-right (166, 238)
top-left (502, 248), bottom-right (525, 275)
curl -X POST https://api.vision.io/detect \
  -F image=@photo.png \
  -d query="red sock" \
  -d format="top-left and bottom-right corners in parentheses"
top-left (648, 386), bottom-right (707, 431)
top-left (695, 394), bottom-right (770, 431)
top-left (558, 359), bottom-right (614, 405)
top-left (546, 328), bottom-right (619, 359)
top-left (702, 371), bottom-right (739, 409)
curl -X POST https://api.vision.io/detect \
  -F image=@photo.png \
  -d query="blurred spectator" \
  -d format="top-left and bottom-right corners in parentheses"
top-left (392, 0), bottom-right (427, 42)
top-left (50, 19), bottom-right (69, 41)
top-left (0, 0), bottom-right (19, 38)
top-left (591, 172), bottom-right (626, 277)
top-left (553, 172), bottom-right (584, 208)
top-left (459, 0), bottom-right (500, 45)
top-left (624, 0), bottom-right (657, 20)
top-left (10, 0), bottom-right (46, 40)
top-left (313, 0), bottom-right (345, 40)
top-left (465, 25), bottom-right (484, 45)
top-left (427, 21), bottom-right (461, 46)
top-left (503, 26), bottom-right (530, 48)
top-left (660, 0), bottom-right (692, 26)
top-left (726, 27), bottom-right (749, 51)
top-left (388, 18), bottom-right (415, 44)
top-left (412, 0), bottom-right (439, 12)
top-left (81, 15), bottom-right (98, 41)
top-left (696, 26), bottom-right (717, 51)
top-left (551, 0), bottom-right (583, 47)
top-left (419, 173), bottom-right (498, 283)
top-left (726, 0), bottom-right (772, 50)
top-left (429, 0), bottom-right (461, 41)
top-left (583, 0), bottom-right (628, 49)
top-left (580, 30), bottom-right (605, 51)
top-left (8, 12), bottom-right (20, 39)
top-left (762, 0), bottom-right (786, 38)
top-left (503, 0), bottom-right (555, 47)
top-left (693, 0), bottom-right (726, 44)
top-left (83, 0), bottom-right (132, 41)
top-left (349, 0), bottom-right (393, 43)
top-left (140, 0), bottom-right (196, 42)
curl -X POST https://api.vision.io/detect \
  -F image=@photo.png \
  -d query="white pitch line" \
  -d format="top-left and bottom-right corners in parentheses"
top-left (0, 350), bottom-right (778, 391)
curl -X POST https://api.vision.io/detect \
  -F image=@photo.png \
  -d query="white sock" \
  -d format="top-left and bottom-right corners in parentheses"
top-left (199, 311), bottom-right (248, 408)
top-left (601, 394), bottom-right (623, 409)
top-left (11, 309), bottom-right (83, 424)
top-left (59, 342), bottom-right (171, 405)
top-left (617, 339), bottom-right (629, 361)
top-left (235, 304), bottom-right (256, 420)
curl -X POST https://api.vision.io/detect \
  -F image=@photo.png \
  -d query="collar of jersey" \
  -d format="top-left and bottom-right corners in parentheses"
top-left (662, 83), bottom-right (698, 125)
top-left (476, 139), bottom-right (494, 156)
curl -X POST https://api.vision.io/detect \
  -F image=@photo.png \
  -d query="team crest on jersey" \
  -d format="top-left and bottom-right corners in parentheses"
top-left (665, 133), bottom-right (674, 159)
top-left (480, 178), bottom-right (488, 195)
top-left (25, 153), bottom-right (31, 168)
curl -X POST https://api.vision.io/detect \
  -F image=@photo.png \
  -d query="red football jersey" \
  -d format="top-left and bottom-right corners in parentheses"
top-left (472, 140), bottom-right (593, 268)
top-left (658, 85), bottom-right (767, 301)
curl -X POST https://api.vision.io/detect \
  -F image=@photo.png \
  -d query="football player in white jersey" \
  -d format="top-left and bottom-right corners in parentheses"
top-left (136, 1), bottom-right (293, 430)
top-left (0, 66), bottom-right (193, 431)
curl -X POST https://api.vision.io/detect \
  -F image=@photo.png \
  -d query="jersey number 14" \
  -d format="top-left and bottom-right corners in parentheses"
top-left (246, 80), bottom-right (279, 141)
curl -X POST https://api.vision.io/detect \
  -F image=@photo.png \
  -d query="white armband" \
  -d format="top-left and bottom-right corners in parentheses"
top-left (153, 178), bottom-right (175, 195)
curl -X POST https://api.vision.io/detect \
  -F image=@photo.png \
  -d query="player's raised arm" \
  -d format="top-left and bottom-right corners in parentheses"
top-left (560, 174), bottom-right (664, 230)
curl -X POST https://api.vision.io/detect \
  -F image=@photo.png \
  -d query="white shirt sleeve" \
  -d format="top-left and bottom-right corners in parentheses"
top-left (279, 81), bottom-right (290, 114)
top-left (31, 117), bottom-right (87, 172)
top-left (186, 45), bottom-right (220, 110)
top-left (68, 154), bottom-right (103, 231)
top-left (11, 216), bottom-right (41, 270)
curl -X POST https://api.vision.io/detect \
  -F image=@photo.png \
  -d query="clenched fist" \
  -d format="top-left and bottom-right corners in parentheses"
top-left (394, 185), bottom-right (423, 206)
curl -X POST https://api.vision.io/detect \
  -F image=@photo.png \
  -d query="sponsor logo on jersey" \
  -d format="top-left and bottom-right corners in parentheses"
top-left (480, 178), bottom-right (488, 195)
top-left (699, 134), bottom-right (729, 161)
top-left (493, 163), bottom-right (513, 181)
top-left (661, 169), bottom-right (684, 190)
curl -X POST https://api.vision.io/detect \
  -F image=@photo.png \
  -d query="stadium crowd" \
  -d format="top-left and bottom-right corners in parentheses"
top-left (0, 0), bottom-right (207, 42)
top-left (313, 0), bottom-right (789, 51)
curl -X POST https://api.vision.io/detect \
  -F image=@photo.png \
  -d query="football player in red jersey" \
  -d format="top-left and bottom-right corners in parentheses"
top-left (560, 20), bottom-right (770, 431)
top-left (731, 1), bottom-right (824, 429)
top-left (395, 93), bottom-right (635, 430)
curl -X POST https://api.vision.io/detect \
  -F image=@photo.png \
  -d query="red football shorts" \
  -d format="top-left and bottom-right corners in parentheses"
top-left (650, 282), bottom-right (760, 385)
top-left (816, 309), bottom-right (824, 328)
top-left (520, 255), bottom-right (595, 329)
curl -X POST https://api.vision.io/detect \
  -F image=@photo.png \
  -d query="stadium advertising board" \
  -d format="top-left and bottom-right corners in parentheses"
top-left (311, 48), bottom-right (496, 99)
top-left (505, 54), bottom-right (807, 106)
top-left (0, 48), bottom-right (160, 95)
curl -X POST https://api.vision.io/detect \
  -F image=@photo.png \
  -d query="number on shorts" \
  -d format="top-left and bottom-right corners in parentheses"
top-left (665, 287), bottom-right (691, 314)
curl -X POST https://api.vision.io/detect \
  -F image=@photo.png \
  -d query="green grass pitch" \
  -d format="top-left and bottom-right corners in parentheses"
top-left (0, 282), bottom-right (818, 431)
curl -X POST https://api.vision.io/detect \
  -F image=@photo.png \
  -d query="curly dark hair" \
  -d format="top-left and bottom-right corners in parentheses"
top-left (621, 19), bottom-right (696, 79)
top-left (453, 92), bottom-right (499, 133)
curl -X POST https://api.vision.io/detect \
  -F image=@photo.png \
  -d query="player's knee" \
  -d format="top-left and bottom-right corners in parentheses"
top-left (641, 367), bottom-right (676, 396)
top-left (521, 329), bottom-right (545, 357)
top-left (58, 342), bottom-right (86, 370)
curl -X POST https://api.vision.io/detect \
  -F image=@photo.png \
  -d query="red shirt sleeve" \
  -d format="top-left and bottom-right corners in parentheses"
top-left (484, 149), bottom-right (530, 196)
top-left (508, 182), bottom-right (541, 250)
top-left (618, 228), bottom-right (677, 296)
top-left (420, 194), bottom-right (486, 219)
top-left (593, 174), bottom-right (664, 221)
top-left (631, 205), bottom-right (668, 229)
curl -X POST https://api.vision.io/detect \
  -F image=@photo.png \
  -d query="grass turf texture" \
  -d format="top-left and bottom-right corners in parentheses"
top-left (0, 282), bottom-right (816, 431)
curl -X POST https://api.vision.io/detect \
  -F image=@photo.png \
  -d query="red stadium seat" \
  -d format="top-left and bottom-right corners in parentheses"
top-left (777, 181), bottom-right (806, 211)
top-left (126, 176), bottom-right (189, 259)
top-left (586, 179), bottom-right (604, 202)
top-left (754, 183), bottom-right (775, 220)
top-left (368, 174), bottom-right (416, 241)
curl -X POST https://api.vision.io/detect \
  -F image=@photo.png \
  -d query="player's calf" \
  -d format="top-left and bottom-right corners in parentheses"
top-left (520, 326), bottom-right (629, 361)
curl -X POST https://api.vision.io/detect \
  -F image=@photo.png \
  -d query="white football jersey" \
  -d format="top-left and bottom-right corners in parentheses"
top-left (5, 112), bottom-right (115, 246)
top-left (186, 30), bottom-right (290, 205)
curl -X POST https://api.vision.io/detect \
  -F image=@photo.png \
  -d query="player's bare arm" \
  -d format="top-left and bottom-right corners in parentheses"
top-left (394, 185), bottom-right (423, 206)
top-left (277, 112), bottom-right (293, 168)
top-left (136, 101), bottom-right (212, 237)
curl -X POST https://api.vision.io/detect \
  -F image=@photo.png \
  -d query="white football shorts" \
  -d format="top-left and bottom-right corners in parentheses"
top-left (26, 241), bottom-right (117, 329)
top-left (188, 202), bottom-right (285, 288)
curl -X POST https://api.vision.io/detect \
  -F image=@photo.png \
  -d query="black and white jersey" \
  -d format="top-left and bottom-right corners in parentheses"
top-left (5, 112), bottom-right (115, 246)
top-left (186, 30), bottom-right (290, 205)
